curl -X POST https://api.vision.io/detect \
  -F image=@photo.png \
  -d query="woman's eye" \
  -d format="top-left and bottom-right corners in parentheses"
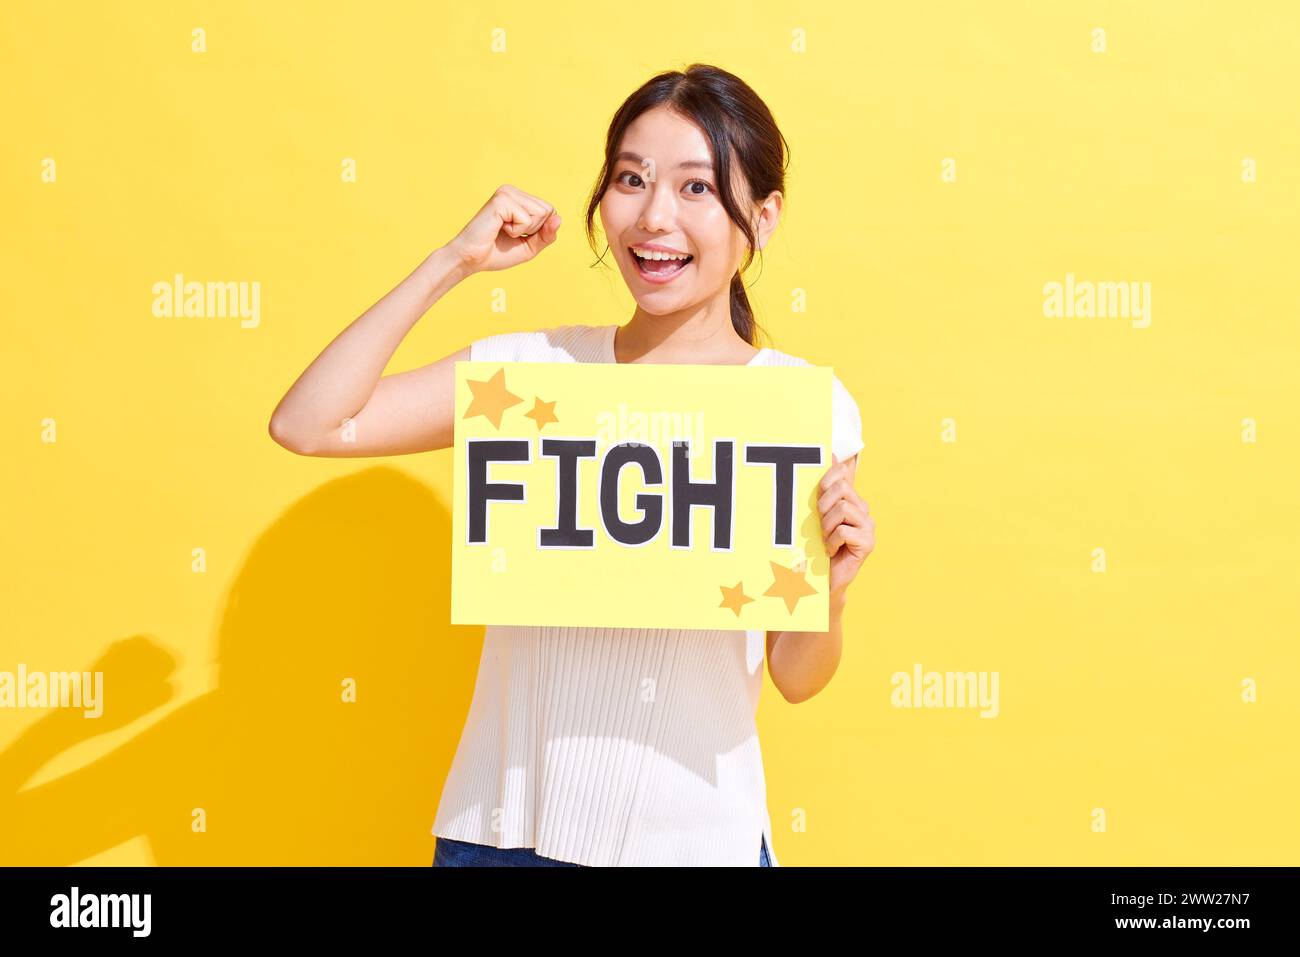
top-left (616, 171), bottom-right (713, 196)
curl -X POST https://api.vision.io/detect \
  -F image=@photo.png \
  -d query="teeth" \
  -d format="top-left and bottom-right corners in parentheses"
top-left (632, 248), bottom-right (691, 262)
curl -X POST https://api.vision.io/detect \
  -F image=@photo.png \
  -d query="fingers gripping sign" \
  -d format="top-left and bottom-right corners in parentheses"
top-left (816, 452), bottom-right (874, 597)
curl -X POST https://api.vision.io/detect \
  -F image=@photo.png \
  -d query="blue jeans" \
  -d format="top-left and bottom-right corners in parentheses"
top-left (434, 834), bottom-right (774, 866)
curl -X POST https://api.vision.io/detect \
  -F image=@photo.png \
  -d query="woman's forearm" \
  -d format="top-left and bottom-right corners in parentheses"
top-left (766, 587), bottom-right (848, 703)
top-left (268, 245), bottom-right (468, 449)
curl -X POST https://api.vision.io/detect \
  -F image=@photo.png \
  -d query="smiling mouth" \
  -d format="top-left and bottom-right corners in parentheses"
top-left (630, 247), bottom-right (694, 281)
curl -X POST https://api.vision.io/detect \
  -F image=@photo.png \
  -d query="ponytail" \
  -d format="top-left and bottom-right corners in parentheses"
top-left (729, 271), bottom-right (756, 346)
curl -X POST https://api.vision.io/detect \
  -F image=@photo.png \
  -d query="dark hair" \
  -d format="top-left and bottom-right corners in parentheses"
top-left (584, 63), bottom-right (789, 347)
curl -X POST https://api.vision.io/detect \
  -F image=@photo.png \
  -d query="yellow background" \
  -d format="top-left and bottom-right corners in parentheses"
top-left (1, 1), bottom-right (1296, 865)
top-left (451, 360), bottom-right (833, 631)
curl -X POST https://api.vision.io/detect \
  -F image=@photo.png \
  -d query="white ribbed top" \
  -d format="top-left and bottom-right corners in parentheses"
top-left (431, 323), bottom-right (866, 866)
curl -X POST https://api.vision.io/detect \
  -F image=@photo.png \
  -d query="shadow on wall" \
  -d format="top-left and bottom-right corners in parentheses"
top-left (0, 466), bottom-right (481, 865)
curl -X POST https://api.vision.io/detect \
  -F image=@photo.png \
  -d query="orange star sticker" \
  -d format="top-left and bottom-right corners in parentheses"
top-left (524, 397), bottom-right (559, 430)
top-left (763, 560), bottom-right (818, 613)
top-left (718, 581), bottom-right (754, 617)
top-left (463, 368), bottom-right (523, 429)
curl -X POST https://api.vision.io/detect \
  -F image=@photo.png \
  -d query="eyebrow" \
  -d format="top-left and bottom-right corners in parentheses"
top-left (614, 150), bottom-right (714, 172)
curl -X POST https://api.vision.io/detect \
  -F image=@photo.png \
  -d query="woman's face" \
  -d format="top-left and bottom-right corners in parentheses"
top-left (599, 106), bottom-right (766, 314)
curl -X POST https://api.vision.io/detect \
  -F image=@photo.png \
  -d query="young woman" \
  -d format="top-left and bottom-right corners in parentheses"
top-left (269, 63), bottom-right (875, 867)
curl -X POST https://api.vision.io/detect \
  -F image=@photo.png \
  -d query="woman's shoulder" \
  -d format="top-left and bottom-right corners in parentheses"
top-left (757, 346), bottom-right (865, 462)
top-left (755, 345), bottom-right (858, 401)
top-left (468, 324), bottom-right (611, 363)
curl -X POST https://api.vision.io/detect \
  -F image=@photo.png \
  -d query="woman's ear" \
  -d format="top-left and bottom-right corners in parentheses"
top-left (755, 190), bottom-right (783, 250)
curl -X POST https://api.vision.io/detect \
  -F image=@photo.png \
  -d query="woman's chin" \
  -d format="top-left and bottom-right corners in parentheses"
top-left (632, 292), bottom-right (696, 314)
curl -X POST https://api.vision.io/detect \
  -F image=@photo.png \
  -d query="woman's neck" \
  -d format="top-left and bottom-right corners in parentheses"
top-left (617, 304), bottom-right (758, 365)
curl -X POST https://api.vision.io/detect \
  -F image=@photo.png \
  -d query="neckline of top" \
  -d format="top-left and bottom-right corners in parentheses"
top-left (603, 324), bottom-right (769, 367)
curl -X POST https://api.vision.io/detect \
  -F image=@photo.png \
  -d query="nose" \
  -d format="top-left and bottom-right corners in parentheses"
top-left (637, 178), bottom-right (677, 233)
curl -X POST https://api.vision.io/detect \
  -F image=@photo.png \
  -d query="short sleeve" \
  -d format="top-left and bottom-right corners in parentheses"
top-left (468, 325), bottom-right (597, 363)
top-left (831, 375), bottom-right (865, 463)
top-left (468, 331), bottom-right (521, 363)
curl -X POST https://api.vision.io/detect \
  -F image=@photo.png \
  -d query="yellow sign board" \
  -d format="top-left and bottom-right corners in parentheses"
top-left (451, 360), bottom-right (834, 631)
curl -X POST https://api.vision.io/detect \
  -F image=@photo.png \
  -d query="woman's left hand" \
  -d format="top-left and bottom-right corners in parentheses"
top-left (817, 453), bottom-right (875, 598)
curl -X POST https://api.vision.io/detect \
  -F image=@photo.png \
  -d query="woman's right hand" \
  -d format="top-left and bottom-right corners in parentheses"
top-left (269, 184), bottom-right (562, 459)
top-left (443, 184), bottom-right (562, 275)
